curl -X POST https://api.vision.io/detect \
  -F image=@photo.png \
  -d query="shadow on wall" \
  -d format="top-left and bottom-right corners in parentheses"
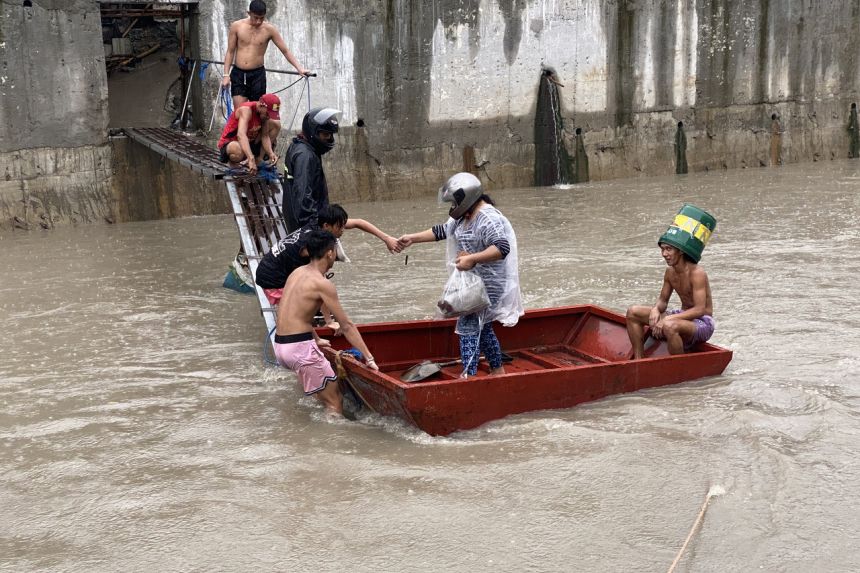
top-left (849, 103), bottom-right (860, 158)
top-left (534, 67), bottom-right (574, 186)
top-left (770, 113), bottom-right (783, 166)
top-left (675, 121), bottom-right (688, 174)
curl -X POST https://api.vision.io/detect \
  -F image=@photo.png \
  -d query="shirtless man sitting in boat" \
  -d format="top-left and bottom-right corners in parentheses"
top-left (273, 229), bottom-right (378, 416)
top-left (221, 0), bottom-right (310, 110)
top-left (626, 243), bottom-right (714, 358)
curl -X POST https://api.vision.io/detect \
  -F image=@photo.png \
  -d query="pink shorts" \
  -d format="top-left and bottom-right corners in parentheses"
top-left (273, 332), bottom-right (337, 395)
top-left (264, 288), bottom-right (283, 306)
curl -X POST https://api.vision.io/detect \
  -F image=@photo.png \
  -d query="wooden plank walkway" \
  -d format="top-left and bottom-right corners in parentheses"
top-left (122, 127), bottom-right (287, 341)
top-left (124, 127), bottom-right (227, 179)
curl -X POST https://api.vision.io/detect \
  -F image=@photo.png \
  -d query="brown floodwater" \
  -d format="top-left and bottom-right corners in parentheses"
top-left (1, 160), bottom-right (859, 572)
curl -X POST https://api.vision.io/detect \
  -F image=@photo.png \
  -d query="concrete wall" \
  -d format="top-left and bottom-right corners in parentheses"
top-left (0, 145), bottom-right (114, 229)
top-left (110, 136), bottom-right (230, 221)
top-left (199, 0), bottom-right (860, 200)
top-left (0, 0), bottom-right (111, 230)
top-left (2, 1), bottom-right (859, 230)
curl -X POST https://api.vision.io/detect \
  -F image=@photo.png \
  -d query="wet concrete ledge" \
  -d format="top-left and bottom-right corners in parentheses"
top-left (0, 139), bottom-right (229, 232)
top-left (0, 145), bottom-right (114, 232)
top-left (110, 136), bottom-right (229, 222)
top-left (2, 96), bottom-right (859, 233)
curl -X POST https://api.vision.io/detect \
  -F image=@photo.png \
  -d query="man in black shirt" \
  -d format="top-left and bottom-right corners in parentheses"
top-left (256, 204), bottom-right (349, 305)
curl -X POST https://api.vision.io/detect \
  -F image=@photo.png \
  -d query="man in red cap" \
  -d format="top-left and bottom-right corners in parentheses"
top-left (217, 93), bottom-right (281, 175)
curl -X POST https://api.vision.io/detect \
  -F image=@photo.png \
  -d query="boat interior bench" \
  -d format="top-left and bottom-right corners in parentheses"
top-left (362, 309), bottom-right (642, 383)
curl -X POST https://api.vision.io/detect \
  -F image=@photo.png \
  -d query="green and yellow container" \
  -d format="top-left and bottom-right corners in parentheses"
top-left (658, 204), bottom-right (716, 263)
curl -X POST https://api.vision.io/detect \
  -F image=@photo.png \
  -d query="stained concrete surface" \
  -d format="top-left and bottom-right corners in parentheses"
top-left (110, 137), bottom-right (229, 223)
top-left (196, 0), bottom-right (860, 201)
top-left (0, 0), bottom-right (108, 152)
top-left (108, 52), bottom-right (181, 129)
top-left (3, 1), bottom-right (860, 230)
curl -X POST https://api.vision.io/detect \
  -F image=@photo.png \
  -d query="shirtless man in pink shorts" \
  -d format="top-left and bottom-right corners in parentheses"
top-left (273, 229), bottom-right (378, 415)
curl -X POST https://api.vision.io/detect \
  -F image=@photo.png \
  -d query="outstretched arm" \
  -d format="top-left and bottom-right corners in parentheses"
top-left (345, 218), bottom-right (399, 253)
top-left (270, 27), bottom-right (308, 76)
top-left (319, 282), bottom-right (378, 370)
top-left (221, 23), bottom-right (238, 87)
top-left (396, 229), bottom-right (437, 250)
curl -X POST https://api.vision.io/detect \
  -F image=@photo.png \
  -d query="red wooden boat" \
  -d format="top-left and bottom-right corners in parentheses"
top-left (320, 305), bottom-right (732, 436)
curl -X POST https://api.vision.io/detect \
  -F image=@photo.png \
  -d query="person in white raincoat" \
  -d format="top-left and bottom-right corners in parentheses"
top-left (397, 173), bottom-right (523, 377)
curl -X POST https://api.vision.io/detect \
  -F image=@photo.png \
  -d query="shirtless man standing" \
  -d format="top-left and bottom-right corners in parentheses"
top-left (626, 207), bottom-right (717, 359)
top-left (273, 229), bottom-right (378, 416)
top-left (221, 0), bottom-right (310, 109)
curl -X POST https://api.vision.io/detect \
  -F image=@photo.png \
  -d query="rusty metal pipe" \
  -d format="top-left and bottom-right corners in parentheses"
top-left (199, 58), bottom-right (316, 77)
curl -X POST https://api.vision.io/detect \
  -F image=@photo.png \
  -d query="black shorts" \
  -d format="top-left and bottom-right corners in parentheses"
top-left (230, 65), bottom-right (267, 102)
top-left (219, 140), bottom-right (263, 163)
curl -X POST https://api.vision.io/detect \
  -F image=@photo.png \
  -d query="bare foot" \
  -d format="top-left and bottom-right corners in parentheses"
top-left (489, 366), bottom-right (506, 376)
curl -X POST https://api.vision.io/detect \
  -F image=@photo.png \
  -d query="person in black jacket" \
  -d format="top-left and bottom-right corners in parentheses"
top-left (283, 107), bottom-right (400, 254)
top-left (283, 107), bottom-right (341, 232)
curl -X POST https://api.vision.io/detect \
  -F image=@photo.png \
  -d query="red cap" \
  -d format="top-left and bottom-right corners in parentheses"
top-left (259, 93), bottom-right (281, 120)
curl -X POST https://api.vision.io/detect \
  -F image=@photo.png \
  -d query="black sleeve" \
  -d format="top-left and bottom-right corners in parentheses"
top-left (291, 151), bottom-right (322, 229)
top-left (285, 147), bottom-right (325, 231)
top-left (493, 239), bottom-right (511, 258)
top-left (478, 219), bottom-right (510, 258)
top-left (254, 252), bottom-right (280, 289)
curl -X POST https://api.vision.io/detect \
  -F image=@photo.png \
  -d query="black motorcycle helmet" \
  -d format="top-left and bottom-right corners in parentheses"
top-left (302, 107), bottom-right (341, 155)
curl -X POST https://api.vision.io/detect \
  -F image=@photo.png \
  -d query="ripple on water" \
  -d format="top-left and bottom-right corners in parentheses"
top-left (3, 163), bottom-right (860, 571)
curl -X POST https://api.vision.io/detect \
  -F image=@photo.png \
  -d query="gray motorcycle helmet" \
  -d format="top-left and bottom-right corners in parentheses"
top-left (438, 172), bottom-right (483, 219)
top-left (302, 107), bottom-right (341, 155)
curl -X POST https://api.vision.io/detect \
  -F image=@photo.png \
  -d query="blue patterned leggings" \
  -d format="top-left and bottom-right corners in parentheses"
top-left (459, 322), bottom-right (504, 376)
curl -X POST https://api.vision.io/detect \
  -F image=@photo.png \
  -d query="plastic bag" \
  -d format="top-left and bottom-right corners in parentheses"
top-left (437, 269), bottom-right (490, 318)
top-left (335, 238), bottom-right (351, 263)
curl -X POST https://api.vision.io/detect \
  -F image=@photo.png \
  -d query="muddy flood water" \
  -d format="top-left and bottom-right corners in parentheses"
top-left (1, 160), bottom-right (859, 572)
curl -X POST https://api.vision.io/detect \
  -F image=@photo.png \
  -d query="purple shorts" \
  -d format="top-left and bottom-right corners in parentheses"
top-left (273, 332), bottom-right (337, 395)
top-left (666, 310), bottom-right (715, 350)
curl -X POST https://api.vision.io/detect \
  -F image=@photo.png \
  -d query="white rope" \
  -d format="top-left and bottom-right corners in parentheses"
top-left (207, 63), bottom-right (226, 132)
top-left (286, 77), bottom-right (308, 134)
top-left (178, 60), bottom-right (197, 128)
top-left (207, 86), bottom-right (222, 133)
top-left (666, 485), bottom-right (725, 573)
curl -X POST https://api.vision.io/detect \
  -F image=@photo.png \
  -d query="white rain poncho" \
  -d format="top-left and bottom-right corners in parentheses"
top-left (440, 205), bottom-right (523, 336)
